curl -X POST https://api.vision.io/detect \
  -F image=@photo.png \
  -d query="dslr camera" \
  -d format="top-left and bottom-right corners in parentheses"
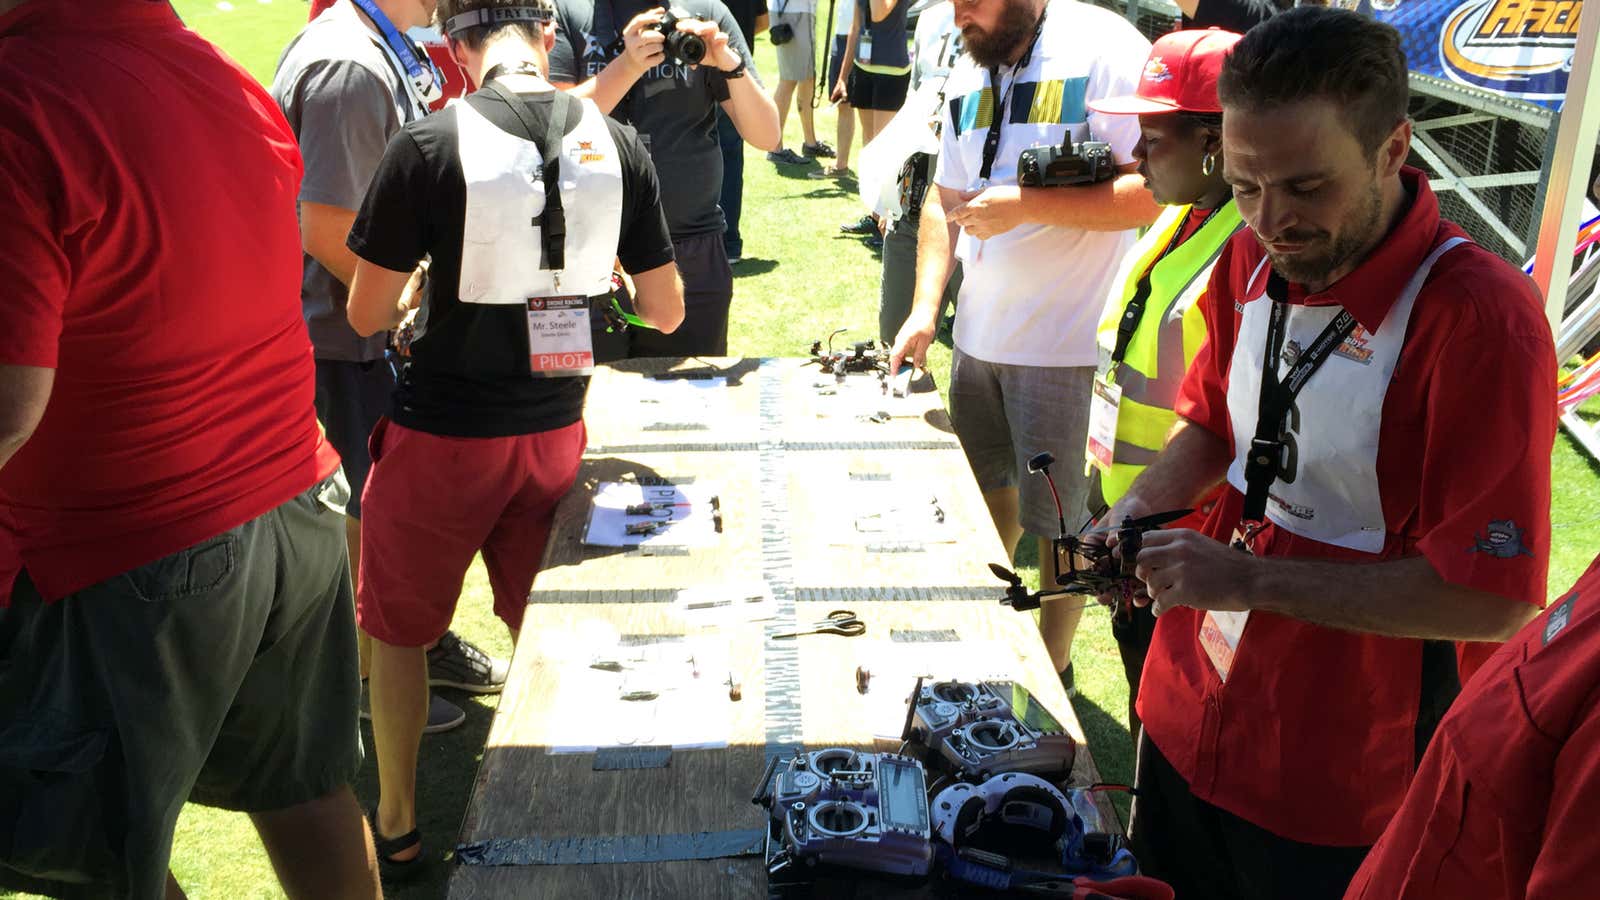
top-left (652, 7), bottom-right (708, 66)
top-left (903, 679), bottom-right (1076, 782)
top-left (753, 749), bottom-right (935, 885)
top-left (1017, 139), bottom-right (1116, 188)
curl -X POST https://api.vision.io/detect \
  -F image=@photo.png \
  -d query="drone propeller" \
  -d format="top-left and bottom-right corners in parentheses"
top-left (1084, 509), bottom-right (1193, 535)
top-left (989, 563), bottom-right (1023, 586)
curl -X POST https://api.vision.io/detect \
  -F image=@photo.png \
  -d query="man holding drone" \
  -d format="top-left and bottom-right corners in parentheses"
top-left (1099, 9), bottom-right (1555, 899)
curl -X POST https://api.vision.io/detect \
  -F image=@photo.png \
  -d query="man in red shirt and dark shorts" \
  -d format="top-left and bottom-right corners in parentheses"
top-left (1346, 552), bottom-right (1600, 900)
top-left (1098, 8), bottom-right (1556, 898)
top-left (0, 1), bottom-right (379, 896)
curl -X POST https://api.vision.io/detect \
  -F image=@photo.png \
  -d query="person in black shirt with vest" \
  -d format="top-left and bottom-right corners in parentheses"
top-left (344, 0), bottom-right (683, 866)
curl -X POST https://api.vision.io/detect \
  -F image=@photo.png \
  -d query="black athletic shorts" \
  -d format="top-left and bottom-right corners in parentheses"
top-left (847, 65), bottom-right (909, 112)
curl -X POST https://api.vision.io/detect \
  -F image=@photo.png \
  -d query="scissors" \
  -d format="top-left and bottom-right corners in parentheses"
top-left (771, 610), bottom-right (866, 639)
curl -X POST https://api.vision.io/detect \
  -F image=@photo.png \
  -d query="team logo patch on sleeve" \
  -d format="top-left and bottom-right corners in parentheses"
top-left (1469, 519), bottom-right (1534, 558)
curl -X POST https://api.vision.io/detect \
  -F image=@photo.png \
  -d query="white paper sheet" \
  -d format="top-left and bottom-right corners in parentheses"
top-left (584, 482), bottom-right (722, 547)
top-left (544, 632), bottom-right (733, 753)
top-left (633, 376), bottom-right (732, 430)
top-left (834, 479), bottom-right (954, 545)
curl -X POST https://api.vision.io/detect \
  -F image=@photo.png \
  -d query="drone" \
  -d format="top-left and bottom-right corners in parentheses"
top-left (623, 495), bottom-right (723, 535)
top-left (991, 452), bottom-right (1190, 612)
top-left (809, 327), bottom-right (892, 377)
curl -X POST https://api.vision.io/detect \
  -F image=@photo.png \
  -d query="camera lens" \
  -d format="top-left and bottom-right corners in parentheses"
top-left (665, 30), bottom-right (706, 65)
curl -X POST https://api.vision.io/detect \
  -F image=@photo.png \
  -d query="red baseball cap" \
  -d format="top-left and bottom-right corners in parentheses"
top-left (1089, 29), bottom-right (1242, 116)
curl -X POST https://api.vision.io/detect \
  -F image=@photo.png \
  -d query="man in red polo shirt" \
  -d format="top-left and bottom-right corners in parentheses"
top-left (1345, 552), bottom-right (1600, 900)
top-left (0, 1), bottom-right (379, 896)
top-left (1099, 8), bottom-right (1555, 899)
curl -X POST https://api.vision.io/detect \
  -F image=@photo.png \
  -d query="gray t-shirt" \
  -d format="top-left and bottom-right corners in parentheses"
top-left (549, 0), bottom-right (759, 238)
top-left (271, 0), bottom-right (422, 361)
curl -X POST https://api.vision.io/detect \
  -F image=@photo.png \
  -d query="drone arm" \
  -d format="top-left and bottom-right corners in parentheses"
top-left (1111, 418), bottom-right (1229, 531)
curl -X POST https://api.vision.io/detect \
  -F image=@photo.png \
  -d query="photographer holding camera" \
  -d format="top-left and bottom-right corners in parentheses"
top-left (1102, 10), bottom-right (1555, 898)
top-left (546, 0), bottom-right (779, 356)
top-left (342, 0), bottom-right (684, 865)
top-left (889, 0), bottom-right (1158, 692)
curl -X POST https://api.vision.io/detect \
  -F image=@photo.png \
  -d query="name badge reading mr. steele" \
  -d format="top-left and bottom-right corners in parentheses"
top-left (527, 295), bottom-right (594, 377)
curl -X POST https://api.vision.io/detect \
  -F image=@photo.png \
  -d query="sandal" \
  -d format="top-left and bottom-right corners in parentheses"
top-left (368, 806), bottom-right (423, 871)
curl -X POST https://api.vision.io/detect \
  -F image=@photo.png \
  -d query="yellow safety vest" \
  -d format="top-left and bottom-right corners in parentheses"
top-left (1094, 199), bottom-right (1243, 505)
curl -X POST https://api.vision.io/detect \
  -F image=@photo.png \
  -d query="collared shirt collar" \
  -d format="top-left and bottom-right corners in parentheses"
top-left (2, 0), bottom-right (178, 39)
top-left (1292, 166), bottom-right (1442, 335)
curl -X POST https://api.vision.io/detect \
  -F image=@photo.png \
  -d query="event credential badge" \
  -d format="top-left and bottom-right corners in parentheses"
top-left (1199, 610), bottom-right (1248, 682)
top-left (1199, 524), bottom-right (1253, 681)
top-left (527, 296), bottom-right (595, 377)
top-left (1085, 374), bottom-right (1121, 472)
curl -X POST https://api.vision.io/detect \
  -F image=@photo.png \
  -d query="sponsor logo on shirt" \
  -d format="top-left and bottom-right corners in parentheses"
top-left (1468, 519), bottom-right (1534, 558)
top-left (1268, 491), bottom-right (1315, 520)
top-left (1281, 339), bottom-right (1302, 368)
top-left (576, 140), bottom-right (605, 164)
top-left (1334, 326), bottom-right (1375, 365)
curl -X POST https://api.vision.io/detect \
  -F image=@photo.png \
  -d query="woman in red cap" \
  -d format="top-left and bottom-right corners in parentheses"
top-left (1082, 28), bottom-right (1246, 736)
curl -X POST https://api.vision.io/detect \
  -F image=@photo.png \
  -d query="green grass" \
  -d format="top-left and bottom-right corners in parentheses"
top-left (6, 4), bottom-right (1599, 898)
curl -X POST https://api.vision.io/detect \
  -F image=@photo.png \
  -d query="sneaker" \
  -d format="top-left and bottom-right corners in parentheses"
top-left (727, 255), bottom-right (743, 265)
top-left (1059, 663), bottom-right (1078, 699)
top-left (865, 234), bottom-right (884, 251)
top-left (766, 148), bottom-right (808, 165)
top-left (802, 140), bottom-right (837, 159)
top-left (840, 214), bottom-right (878, 235)
top-left (807, 167), bottom-right (850, 180)
top-left (427, 631), bottom-right (509, 693)
top-left (360, 682), bottom-right (468, 735)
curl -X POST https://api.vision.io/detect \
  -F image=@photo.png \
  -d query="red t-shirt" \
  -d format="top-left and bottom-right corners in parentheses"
top-left (1346, 554), bottom-right (1600, 900)
top-left (1140, 168), bottom-right (1555, 846)
top-left (0, 0), bottom-right (339, 602)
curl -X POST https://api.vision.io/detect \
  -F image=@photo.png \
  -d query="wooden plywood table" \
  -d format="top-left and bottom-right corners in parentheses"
top-left (449, 359), bottom-right (1116, 899)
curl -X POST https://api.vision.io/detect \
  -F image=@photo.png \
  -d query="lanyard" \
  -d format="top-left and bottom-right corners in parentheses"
top-left (977, 10), bottom-right (1046, 183)
top-left (1239, 270), bottom-right (1357, 527)
top-left (1108, 205), bottom-right (1221, 368)
top-left (350, 0), bottom-right (443, 110)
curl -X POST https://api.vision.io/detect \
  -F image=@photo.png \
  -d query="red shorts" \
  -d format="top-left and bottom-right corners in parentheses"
top-left (355, 417), bottom-right (586, 646)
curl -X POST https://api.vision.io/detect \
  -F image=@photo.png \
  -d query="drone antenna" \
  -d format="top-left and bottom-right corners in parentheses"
top-left (1026, 452), bottom-right (1068, 539)
top-left (826, 327), bottom-right (848, 355)
top-left (900, 675), bottom-right (924, 742)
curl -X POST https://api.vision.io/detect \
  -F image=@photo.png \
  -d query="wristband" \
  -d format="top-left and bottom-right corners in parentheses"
top-left (721, 57), bottom-right (747, 79)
